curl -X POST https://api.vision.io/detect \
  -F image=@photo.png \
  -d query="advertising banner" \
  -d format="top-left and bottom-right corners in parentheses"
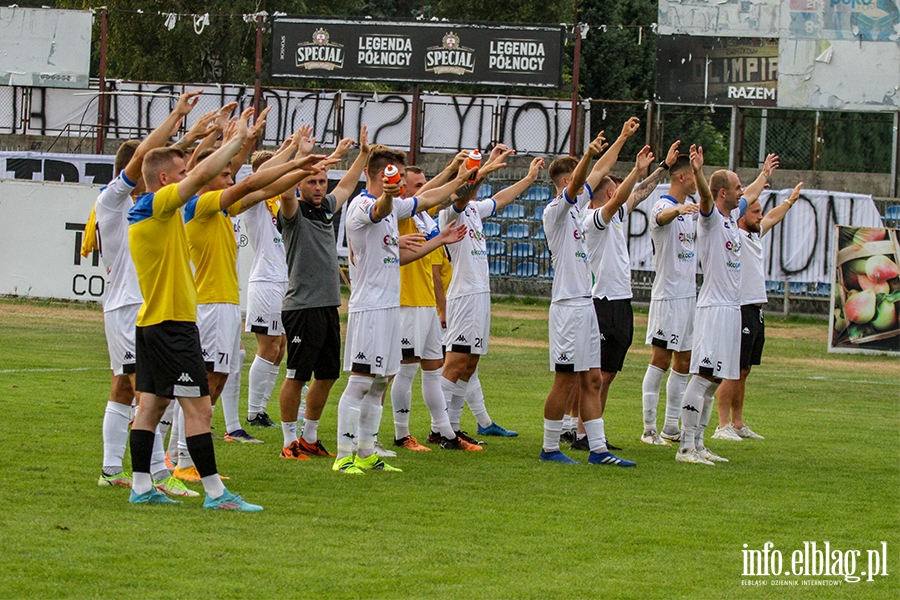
top-left (829, 226), bottom-right (900, 355)
top-left (271, 18), bottom-right (564, 88)
top-left (656, 36), bottom-right (779, 106)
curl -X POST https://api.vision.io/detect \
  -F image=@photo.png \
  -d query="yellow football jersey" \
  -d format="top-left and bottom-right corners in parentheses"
top-left (127, 184), bottom-right (197, 326)
top-left (399, 215), bottom-right (437, 307)
top-left (184, 190), bottom-right (241, 305)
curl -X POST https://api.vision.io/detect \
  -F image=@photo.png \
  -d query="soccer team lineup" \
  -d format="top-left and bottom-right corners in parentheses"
top-left (93, 89), bottom-right (805, 511)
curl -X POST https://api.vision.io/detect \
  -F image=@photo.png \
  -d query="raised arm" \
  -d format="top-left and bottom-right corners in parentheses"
top-left (229, 106), bottom-right (271, 175)
top-left (600, 146), bottom-right (654, 225)
top-left (586, 116), bottom-right (640, 191)
top-left (171, 107), bottom-right (220, 153)
top-left (743, 153), bottom-right (779, 207)
top-left (176, 109), bottom-right (250, 203)
top-left (122, 90), bottom-right (203, 184)
top-left (399, 223), bottom-right (467, 265)
top-left (412, 163), bottom-right (474, 213)
top-left (626, 140), bottom-right (680, 214)
top-left (494, 157), bottom-right (544, 211)
top-left (332, 125), bottom-right (370, 212)
top-left (229, 155), bottom-right (331, 210)
top-left (371, 174), bottom-right (402, 222)
top-left (418, 151), bottom-right (469, 196)
top-left (760, 182), bottom-right (802, 237)
top-left (691, 145), bottom-right (714, 216)
top-left (567, 131), bottom-right (608, 201)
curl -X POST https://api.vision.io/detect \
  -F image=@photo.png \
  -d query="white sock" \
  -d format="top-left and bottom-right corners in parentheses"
top-left (336, 375), bottom-right (370, 459)
top-left (583, 418), bottom-right (608, 453)
top-left (391, 363), bottom-right (418, 439)
top-left (561, 414), bottom-right (574, 431)
top-left (102, 401), bottom-right (131, 472)
top-left (158, 402), bottom-right (175, 440)
top-left (465, 368), bottom-right (492, 428)
top-left (641, 365), bottom-right (666, 431)
top-left (680, 377), bottom-right (712, 452)
top-left (247, 355), bottom-right (273, 418)
top-left (301, 419), bottom-right (319, 444)
top-left (282, 421), bottom-right (298, 447)
top-left (167, 402), bottom-right (182, 458)
top-left (543, 418), bottom-right (563, 452)
top-left (176, 408), bottom-right (194, 469)
top-left (449, 380), bottom-right (467, 431)
top-left (298, 384), bottom-right (308, 424)
top-left (422, 369), bottom-right (454, 438)
top-left (220, 374), bottom-right (241, 435)
top-left (201, 474), bottom-right (226, 499)
top-left (665, 370), bottom-right (690, 432)
top-left (695, 380), bottom-right (721, 448)
top-left (132, 472), bottom-right (153, 495)
top-left (265, 362), bottom-right (280, 415)
top-left (358, 377), bottom-right (388, 459)
top-left (150, 425), bottom-right (167, 476)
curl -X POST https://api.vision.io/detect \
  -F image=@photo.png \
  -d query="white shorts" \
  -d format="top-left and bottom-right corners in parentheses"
top-left (343, 307), bottom-right (402, 377)
top-left (549, 300), bottom-right (601, 372)
top-left (103, 304), bottom-right (139, 376)
top-left (197, 303), bottom-right (242, 374)
top-left (690, 305), bottom-right (741, 381)
top-left (446, 292), bottom-right (491, 355)
top-left (245, 280), bottom-right (288, 336)
top-left (646, 296), bottom-right (696, 352)
top-left (400, 306), bottom-right (443, 361)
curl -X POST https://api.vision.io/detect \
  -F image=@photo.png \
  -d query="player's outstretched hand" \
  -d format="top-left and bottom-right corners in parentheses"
top-left (176, 90), bottom-right (203, 116)
top-left (690, 144), bottom-right (704, 171)
top-left (665, 140), bottom-right (681, 168)
top-left (678, 202), bottom-right (700, 216)
top-left (438, 223), bottom-right (467, 245)
top-left (588, 130), bottom-right (608, 156)
top-left (399, 233), bottom-right (426, 250)
top-left (763, 153), bottom-right (780, 178)
top-left (636, 145), bottom-right (655, 171)
top-left (620, 116), bottom-right (640, 139)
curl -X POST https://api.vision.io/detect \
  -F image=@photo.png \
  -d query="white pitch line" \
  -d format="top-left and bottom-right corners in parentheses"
top-left (0, 367), bottom-right (106, 374)
top-left (621, 363), bottom-right (896, 387)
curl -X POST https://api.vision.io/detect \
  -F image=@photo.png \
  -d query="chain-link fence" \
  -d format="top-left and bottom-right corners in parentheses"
top-left (586, 100), bottom-right (647, 162)
top-left (742, 109), bottom-right (895, 173)
top-left (655, 104), bottom-right (733, 167)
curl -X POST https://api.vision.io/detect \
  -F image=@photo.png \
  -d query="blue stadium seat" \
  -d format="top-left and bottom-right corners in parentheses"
top-left (486, 241), bottom-right (507, 257)
top-left (765, 280), bottom-right (782, 294)
top-left (498, 204), bottom-right (526, 219)
top-left (515, 261), bottom-right (540, 277)
top-left (477, 183), bottom-right (493, 199)
top-left (883, 205), bottom-right (900, 228)
top-left (523, 185), bottom-right (553, 202)
top-left (504, 223), bottom-right (530, 239)
top-left (529, 205), bottom-right (545, 221)
top-left (540, 265), bottom-right (555, 279)
top-left (814, 282), bottom-right (831, 297)
top-left (533, 226), bottom-right (545, 241)
top-left (539, 246), bottom-right (551, 260)
top-left (510, 242), bottom-right (535, 259)
top-left (489, 259), bottom-right (510, 276)
top-left (483, 222), bottom-right (501, 238)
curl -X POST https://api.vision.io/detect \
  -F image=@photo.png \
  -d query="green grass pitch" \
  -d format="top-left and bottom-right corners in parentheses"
top-left (1, 296), bottom-right (897, 599)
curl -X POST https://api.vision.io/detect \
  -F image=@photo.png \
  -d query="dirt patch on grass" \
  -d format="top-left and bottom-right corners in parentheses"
top-left (491, 336), bottom-right (548, 349)
top-left (0, 302), bottom-right (103, 325)
top-left (762, 323), bottom-right (825, 342)
top-left (782, 356), bottom-right (900, 377)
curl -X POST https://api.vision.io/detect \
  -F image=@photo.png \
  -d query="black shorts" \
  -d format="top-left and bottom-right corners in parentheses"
top-left (593, 297), bottom-right (634, 373)
top-left (740, 304), bottom-right (765, 370)
top-left (283, 306), bottom-right (341, 382)
top-left (135, 321), bottom-right (209, 399)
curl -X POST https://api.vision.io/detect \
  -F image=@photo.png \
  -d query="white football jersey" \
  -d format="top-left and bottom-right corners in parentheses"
top-left (649, 195), bottom-right (697, 300)
top-left (243, 200), bottom-right (288, 283)
top-left (346, 191), bottom-right (417, 313)
top-left (543, 185), bottom-right (592, 303)
top-left (439, 198), bottom-right (495, 301)
top-left (696, 206), bottom-right (742, 308)
top-left (95, 173), bottom-right (143, 312)
top-left (739, 228), bottom-right (767, 305)
top-left (584, 204), bottom-right (632, 301)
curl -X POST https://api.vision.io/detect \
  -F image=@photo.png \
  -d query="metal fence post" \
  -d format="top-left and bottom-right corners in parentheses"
top-left (891, 110), bottom-right (899, 198)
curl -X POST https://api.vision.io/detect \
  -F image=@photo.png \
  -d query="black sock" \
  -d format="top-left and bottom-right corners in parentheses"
top-left (185, 433), bottom-right (218, 478)
top-left (129, 429), bottom-right (155, 474)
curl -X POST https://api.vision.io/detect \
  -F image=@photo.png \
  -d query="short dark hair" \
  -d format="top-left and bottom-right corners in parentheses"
top-left (366, 144), bottom-right (407, 179)
top-left (548, 156), bottom-right (578, 185)
top-left (405, 165), bottom-right (424, 176)
top-left (670, 154), bottom-right (691, 175)
top-left (114, 140), bottom-right (140, 175)
top-left (143, 147), bottom-right (185, 186)
top-left (194, 148), bottom-right (216, 165)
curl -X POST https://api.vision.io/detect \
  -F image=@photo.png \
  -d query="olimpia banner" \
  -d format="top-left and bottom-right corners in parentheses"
top-left (270, 18), bottom-right (565, 88)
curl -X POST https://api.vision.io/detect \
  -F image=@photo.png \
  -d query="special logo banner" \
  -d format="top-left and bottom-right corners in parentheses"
top-left (271, 18), bottom-right (564, 88)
